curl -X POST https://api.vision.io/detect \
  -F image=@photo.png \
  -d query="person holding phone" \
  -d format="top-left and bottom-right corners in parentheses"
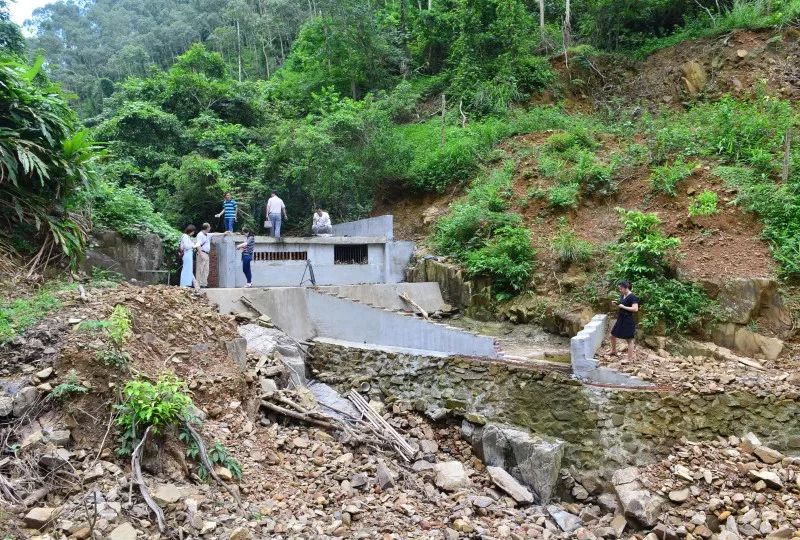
top-left (610, 280), bottom-right (639, 361)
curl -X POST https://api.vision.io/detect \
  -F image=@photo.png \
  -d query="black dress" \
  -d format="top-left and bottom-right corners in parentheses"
top-left (611, 293), bottom-right (638, 339)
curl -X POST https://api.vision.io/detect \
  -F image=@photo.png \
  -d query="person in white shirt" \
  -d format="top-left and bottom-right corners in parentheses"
top-left (266, 191), bottom-right (287, 238)
top-left (312, 207), bottom-right (332, 235)
top-left (194, 223), bottom-right (211, 288)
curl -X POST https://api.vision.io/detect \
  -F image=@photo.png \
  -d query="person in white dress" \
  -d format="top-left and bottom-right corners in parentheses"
top-left (179, 225), bottom-right (197, 288)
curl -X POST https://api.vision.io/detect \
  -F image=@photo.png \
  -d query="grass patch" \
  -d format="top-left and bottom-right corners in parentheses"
top-left (0, 286), bottom-right (63, 343)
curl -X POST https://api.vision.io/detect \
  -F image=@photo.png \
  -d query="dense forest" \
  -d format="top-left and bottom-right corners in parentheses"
top-left (2, 0), bottom-right (800, 331)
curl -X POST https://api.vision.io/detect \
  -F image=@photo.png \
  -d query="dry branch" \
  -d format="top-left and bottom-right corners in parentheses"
top-left (398, 292), bottom-right (428, 319)
top-left (131, 426), bottom-right (166, 533)
top-left (181, 420), bottom-right (242, 507)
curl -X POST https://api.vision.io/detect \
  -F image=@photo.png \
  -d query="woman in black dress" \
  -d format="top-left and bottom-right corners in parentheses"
top-left (610, 280), bottom-right (639, 361)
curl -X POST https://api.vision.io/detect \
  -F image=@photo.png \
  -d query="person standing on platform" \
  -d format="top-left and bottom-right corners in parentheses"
top-left (266, 191), bottom-right (287, 238)
top-left (215, 192), bottom-right (238, 233)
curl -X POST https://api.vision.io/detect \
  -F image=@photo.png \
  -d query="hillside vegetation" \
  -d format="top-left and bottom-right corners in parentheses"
top-left (1, 0), bottom-right (800, 337)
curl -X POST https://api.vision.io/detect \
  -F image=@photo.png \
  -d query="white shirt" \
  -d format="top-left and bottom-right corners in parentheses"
top-left (195, 231), bottom-right (211, 253)
top-left (267, 195), bottom-right (285, 215)
top-left (180, 234), bottom-right (194, 252)
top-left (313, 211), bottom-right (331, 228)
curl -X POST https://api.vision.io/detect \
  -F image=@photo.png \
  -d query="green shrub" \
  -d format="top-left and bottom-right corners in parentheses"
top-left (180, 433), bottom-right (242, 481)
top-left (108, 305), bottom-right (132, 345)
top-left (650, 158), bottom-right (696, 196)
top-left (548, 183), bottom-right (581, 209)
top-left (464, 226), bottom-right (535, 294)
top-left (608, 208), bottom-right (716, 334)
top-left (50, 370), bottom-right (88, 400)
top-left (571, 152), bottom-right (615, 195)
top-left (96, 348), bottom-right (130, 367)
top-left (609, 208), bottom-right (681, 280)
top-left (116, 375), bottom-right (193, 456)
top-left (688, 190), bottom-right (719, 217)
top-left (551, 219), bottom-right (593, 265)
top-left (538, 153), bottom-right (568, 179)
top-left (635, 277), bottom-right (716, 334)
top-left (545, 130), bottom-right (595, 153)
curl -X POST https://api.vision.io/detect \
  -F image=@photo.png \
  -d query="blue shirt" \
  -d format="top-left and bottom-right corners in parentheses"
top-left (223, 199), bottom-right (237, 219)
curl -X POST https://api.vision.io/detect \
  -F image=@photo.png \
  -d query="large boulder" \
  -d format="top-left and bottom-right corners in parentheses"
top-left (475, 423), bottom-right (564, 503)
top-left (681, 61), bottom-right (707, 95)
top-left (612, 467), bottom-right (666, 527)
top-left (714, 278), bottom-right (774, 325)
top-left (434, 461), bottom-right (471, 491)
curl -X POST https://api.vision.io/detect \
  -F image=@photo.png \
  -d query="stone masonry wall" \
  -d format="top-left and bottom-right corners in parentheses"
top-left (310, 341), bottom-right (800, 473)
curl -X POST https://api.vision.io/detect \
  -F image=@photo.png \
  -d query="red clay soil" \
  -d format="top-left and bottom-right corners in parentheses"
top-left (371, 187), bottom-right (463, 242)
top-left (551, 28), bottom-right (800, 108)
top-left (508, 132), bottom-right (774, 281)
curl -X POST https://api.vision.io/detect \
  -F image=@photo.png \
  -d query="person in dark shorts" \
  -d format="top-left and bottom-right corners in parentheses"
top-left (610, 280), bottom-right (639, 361)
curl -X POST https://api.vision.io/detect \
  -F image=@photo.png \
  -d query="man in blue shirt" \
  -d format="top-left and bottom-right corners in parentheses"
top-left (215, 192), bottom-right (238, 233)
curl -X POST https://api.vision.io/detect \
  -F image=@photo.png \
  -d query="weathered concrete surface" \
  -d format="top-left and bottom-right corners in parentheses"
top-left (333, 215), bottom-right (394, 239)
top-left (83, 229), bottom-right (165, 283)
top-left (212, 234), bottom-right (414, 288)
top-left (319, 282), bottom-right (446, 313)
top-left (310, 340), bottom-right (800, 473)
top-left (206, 283), bottom-right (446, 315)
top-left (208, 287), bottom-right (497, 358)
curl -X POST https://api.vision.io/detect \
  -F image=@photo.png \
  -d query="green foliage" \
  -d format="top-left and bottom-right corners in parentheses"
top-left (650, 158), bottom-right (696, 196)
top-left (716, 165), bottom-right (800, 278)
top-left (116, 376), bottom-right (193, 456)
top-left (0, 53), bottom-right (99, 265)
top-left (688, 190), bottom-right (719, 217)
top-left (609, 209), bottom-right (680, 280)
top-left (546, 183), bottom-right (580, 209)
top-left (72, 179), bottom-right (181, 247)
top-left (0, 287), bottom-right (62, 343)
top-left (634, 277), bottom-right (715, 334)
top-left (50, 370), bottom-right (88, 400)
top-left (464, 226), bottom-right (535, 294)
top-left (608, 209), bottom-right (716, 334)
top-left (550, 219), bottom-right (593, 265)
top-left (96, 348), bottom-right (130, 368)
top-left (434, 162), bottom-right (534, 295)
top-left (108, 305), bottom-right (132, 345)
top-left (401, 117), bottom-right (507, 192)
top-left (180, 431), bottom-right (242, 481)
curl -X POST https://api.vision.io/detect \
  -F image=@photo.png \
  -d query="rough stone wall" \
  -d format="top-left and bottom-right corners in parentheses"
top-left (310, 341), bottom-right (800, 473)
top-left (406, 258), bottom-right (492, 317)
top-left (83, 229), bottom-right (165, 283)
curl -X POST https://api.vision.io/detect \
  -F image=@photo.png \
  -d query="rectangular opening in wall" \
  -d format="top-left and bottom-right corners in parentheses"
top-left (253, 251), bottom-right (308, 262)
top-left (334, 244), bottom-right (368, 265)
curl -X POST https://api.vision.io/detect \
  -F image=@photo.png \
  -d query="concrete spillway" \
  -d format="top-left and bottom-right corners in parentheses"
top-left (204, 283), bottom-right (499, 358)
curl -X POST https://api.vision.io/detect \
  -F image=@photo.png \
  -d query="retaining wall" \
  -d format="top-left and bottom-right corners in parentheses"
top-left (332, 215), bottom-right (394, 239)
top-left (310, 341), bottom-right (800, 473)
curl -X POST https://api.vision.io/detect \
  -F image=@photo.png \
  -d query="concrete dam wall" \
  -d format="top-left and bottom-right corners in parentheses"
top-left (205, 285), bottom-right (498, 358)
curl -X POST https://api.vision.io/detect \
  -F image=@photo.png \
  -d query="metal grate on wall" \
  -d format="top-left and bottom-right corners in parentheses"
top-left (334, 244), bottom-right (368, 265)
top-left (253, 251), bottom-right (308, 262)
